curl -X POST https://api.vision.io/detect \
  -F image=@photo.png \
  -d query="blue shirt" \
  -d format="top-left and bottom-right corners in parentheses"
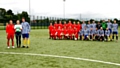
top-left (105, 30), bottom-right (110, 36)
top-left (21, 22), bottom-right (30, 34)
top-left (82, 23), bottom-right (86, 30)
top-left (83, 29), bottom-right (89, 35)
top-left (91, 23), bottom-right (96, 30)
top-left (99, 30), bottom-right (104, 36)
top-left (79, 30), bottom-right (84, 35)
top-left (94, 30), bottom-right (99, 35)
top-left (86, 24), bottom-right (92, 30)
top-left (112, 23), bottom-right (118, 32)
top-left (107, 22), bottom-right (112, 29)
top-left (89, 30), bottom-right (94, 35)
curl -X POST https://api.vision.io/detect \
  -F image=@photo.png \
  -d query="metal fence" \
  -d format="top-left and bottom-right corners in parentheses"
top-left (1, 15), bottom-right (120, 30)
top-left (30, 16), bottom-right (120, 29)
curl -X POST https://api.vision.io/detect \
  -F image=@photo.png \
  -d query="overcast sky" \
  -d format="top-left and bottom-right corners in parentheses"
top-left (0, 0), bottom-right (120, 19)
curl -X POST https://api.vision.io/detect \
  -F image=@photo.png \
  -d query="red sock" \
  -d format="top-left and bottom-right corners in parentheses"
top-left (7, 39), bottom-right (10, 46)
top-left (70, 36), bottom-right (72, 40)
top-left (12, 39), bottom-right (14, 46)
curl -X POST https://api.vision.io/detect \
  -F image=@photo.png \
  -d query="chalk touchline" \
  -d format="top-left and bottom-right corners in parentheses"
top-left (0, 52), bottom-right (120, 66)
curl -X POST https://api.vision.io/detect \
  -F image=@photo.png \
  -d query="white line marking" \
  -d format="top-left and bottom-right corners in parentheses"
top-left (0, 52), bottom-right (120, 66)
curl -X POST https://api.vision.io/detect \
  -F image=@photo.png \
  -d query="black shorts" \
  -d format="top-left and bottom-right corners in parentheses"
top-left (15, 32), bottom-right (21, 36)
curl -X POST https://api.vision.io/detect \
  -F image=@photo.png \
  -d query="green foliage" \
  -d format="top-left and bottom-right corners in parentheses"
top-left (0, 8), bottom-right (30, 23)
top-left (6, 9), bottom-right (14, 15)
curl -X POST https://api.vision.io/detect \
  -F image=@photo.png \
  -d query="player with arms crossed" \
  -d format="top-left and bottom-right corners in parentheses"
top-left (112, 20), bottom-right (118, 42)
top-left (107, 19), bottom-right (112, 40)
top-left (21, 17), bottom-right (31, 48)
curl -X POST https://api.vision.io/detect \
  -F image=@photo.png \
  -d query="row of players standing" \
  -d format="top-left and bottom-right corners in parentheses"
top-left (6, 18), bottom-right (30, 48)
top-left (48, 19), bottom-right (118, 42)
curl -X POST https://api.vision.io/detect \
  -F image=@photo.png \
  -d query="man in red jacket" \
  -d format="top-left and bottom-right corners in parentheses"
top-left (6, 20), bottom-right (15, 48)
top-left (48, 23), bottom-right (53, 39)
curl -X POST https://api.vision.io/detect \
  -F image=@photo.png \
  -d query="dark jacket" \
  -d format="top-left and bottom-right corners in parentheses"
top-left (96, 24), bottom-right (102, 29)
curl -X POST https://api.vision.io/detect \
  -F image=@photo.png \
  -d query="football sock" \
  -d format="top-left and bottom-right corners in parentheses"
top-left (23, 39), bottom-right (26, 46)
top-left (7, 39), bottom-right (10, 46)
top-left (90, 36), bottom-right (92, 39)
top-left (27, 39), bottom-right (30, 46)
top-left (107, 36), bottom-right (110, 41)
top-left (112, 36), bottom-right (114, 40)
top-left (82, 36), bottom-right (84, 40)
top-left (102, 36), bottom-right (104, 41)
top-left (80, 36), bottom-right (82, 40)
top-left (116, 36), bottom-right (118, 40)
top-left (110, 35), bottom-right (112, 40)
top-left (12, 39), bottom-right (14, 46)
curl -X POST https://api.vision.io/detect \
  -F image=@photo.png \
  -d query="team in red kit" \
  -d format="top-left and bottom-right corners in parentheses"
top-left (48, 20), bottom-right (82, 40)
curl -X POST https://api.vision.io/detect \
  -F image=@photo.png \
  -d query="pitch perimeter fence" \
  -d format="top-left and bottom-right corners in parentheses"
top-left (0, 16), bottom-right (120, 30)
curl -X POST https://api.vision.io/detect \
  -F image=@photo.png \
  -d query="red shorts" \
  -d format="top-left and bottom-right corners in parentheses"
top-left (7, 34), bottom-right (14, 39)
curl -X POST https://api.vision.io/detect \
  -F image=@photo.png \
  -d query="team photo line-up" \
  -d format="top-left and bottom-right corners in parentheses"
top-left (48, 19), bottom-right (118, 42)
top-left (6, 17), bottom-right (30, 48)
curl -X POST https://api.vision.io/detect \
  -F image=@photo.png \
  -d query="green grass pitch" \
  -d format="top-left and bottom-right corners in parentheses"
top-left (0, 29), bottom-right (120, 68)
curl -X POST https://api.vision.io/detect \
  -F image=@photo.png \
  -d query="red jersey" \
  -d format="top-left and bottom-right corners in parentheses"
top-left (57, 29), bottom-right (62, 35)
top-left (58, 24), bottom-right (63, 29)
top-left (51, 28), bottom-right (57, 35)
top-left (63, 24), bottom-right (67, 28)
top-left (54, 23), bottom-right (58, 29)
top-left (63, 29), bottom-right (68, 35)
top-left (74, 29), bottom-right (79, 35)
top-left (67, 22), bottom-right (72, 28)
top-left (48, 25), bottom-right (53, 32)
top-left (76, 24), bottom-right (82, 31)
top-left (6, 24), bottom-right (15, 34)
top-left (72, 24), bottom-right (77, 28)
top-left (68, 28), bottom-right (74, 35)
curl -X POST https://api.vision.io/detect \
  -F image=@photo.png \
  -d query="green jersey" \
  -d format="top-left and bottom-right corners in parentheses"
top-left (14, 25), bottom-right (22, 32)
top-left (102, 22), bottom-right (107, 29)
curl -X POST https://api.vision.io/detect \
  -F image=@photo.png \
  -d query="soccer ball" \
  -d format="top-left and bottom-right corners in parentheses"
top-left (75, 38), bottom-right (77, 40)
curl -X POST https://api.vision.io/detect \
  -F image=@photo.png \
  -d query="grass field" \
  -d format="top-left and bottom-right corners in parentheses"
top-left (0, 29), bottom-right (120, 68)
top-left (0, 26), bottom-right (5, 30)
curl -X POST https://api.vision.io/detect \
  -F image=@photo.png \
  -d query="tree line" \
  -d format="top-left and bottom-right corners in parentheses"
top-left (0, 8), bottom-right (120, 26)
top-left (0, 8), bottom-right (30, 23)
